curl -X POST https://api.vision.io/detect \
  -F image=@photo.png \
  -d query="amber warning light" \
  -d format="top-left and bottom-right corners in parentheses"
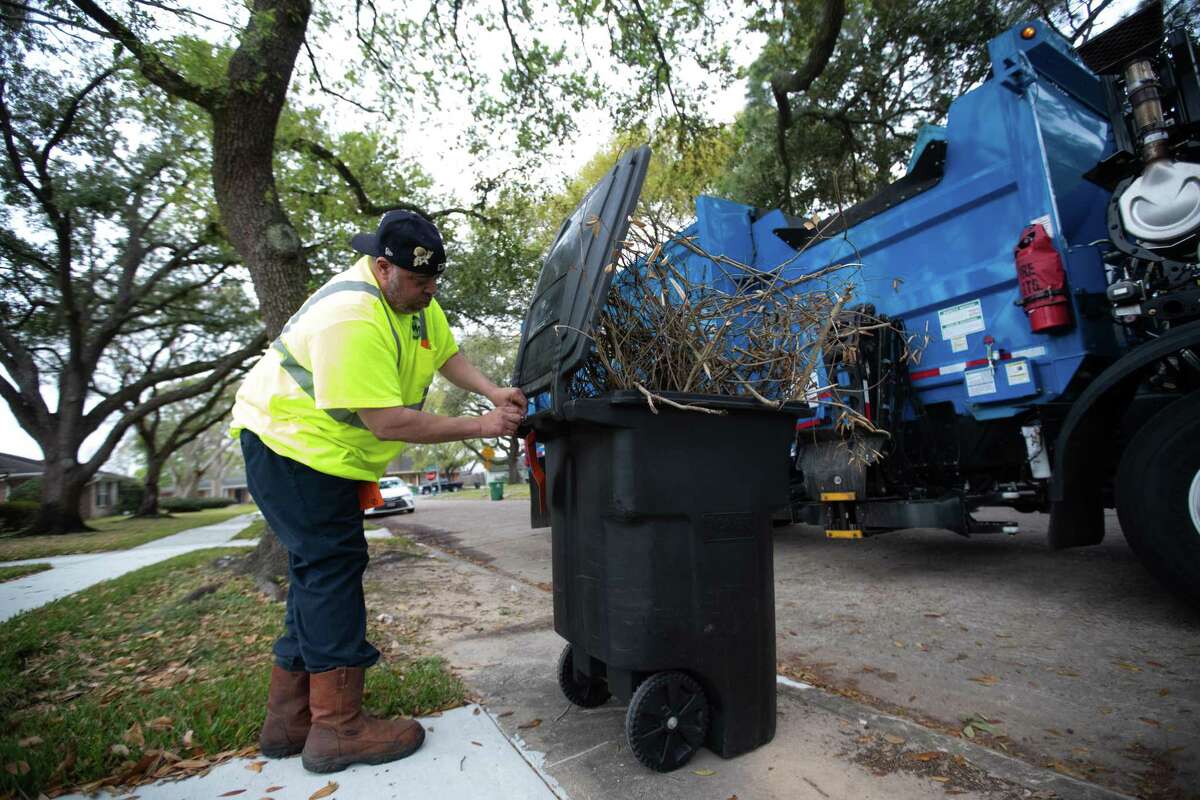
top-left (1020, 26), bottom-right (1037, 40)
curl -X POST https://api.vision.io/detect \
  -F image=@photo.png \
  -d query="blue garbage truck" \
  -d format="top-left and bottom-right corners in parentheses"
top-left (520, 3), bottom-right (1200, 605)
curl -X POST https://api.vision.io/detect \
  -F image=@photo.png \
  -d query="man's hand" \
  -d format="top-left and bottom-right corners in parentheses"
top-left (488, 386), bottom-right (527, 414)
top-left (479, 405), bottom-right (522, 438)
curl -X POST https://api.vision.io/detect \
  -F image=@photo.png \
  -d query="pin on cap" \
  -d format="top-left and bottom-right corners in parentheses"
top-left (351, 210), bottom-right (447, 276)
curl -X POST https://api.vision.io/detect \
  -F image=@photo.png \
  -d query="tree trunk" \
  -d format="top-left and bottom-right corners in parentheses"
top-left (137, 456), bottom-right (166, 517)
top-left (210, 449), bottom-right (229, 501)
top-left (179, 472), bottom-right (202, 498)
top-left (209, 1), bottom-right (313, 341)
top-left (32, 458), bottom-right (92, 534)
top-left (507, 434), bottom-right (522, 483)
top-left (206, 1), bottom-right (312, 595)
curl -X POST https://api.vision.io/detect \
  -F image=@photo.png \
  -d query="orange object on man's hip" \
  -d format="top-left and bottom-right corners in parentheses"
top-left (357, 481), bottom-right (384, 511)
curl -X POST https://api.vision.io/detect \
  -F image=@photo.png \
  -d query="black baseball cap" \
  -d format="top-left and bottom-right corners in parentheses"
top-left (351, 210), bottom-right (447, 276)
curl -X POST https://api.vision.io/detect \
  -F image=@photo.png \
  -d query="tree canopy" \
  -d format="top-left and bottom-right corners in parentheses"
top-left (0, 51), bottom-right (264, 531)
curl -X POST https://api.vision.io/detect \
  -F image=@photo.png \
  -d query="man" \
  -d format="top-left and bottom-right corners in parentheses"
top-left (231, 210), bottom-right (525, 774)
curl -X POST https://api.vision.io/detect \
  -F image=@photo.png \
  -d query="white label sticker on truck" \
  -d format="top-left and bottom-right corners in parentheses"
top-left (938, 299), bottom-right (985, 340)
top-left (965, 368), bottom-right (997, 397)
top-left (1005, 360), bottom-right (1031, 386)
top-left (950, 335), bottom-right (968, 353)
top-left (1030, 214), bottom-right (1054, 237)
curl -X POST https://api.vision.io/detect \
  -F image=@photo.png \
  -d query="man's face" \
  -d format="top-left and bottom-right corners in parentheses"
top-left (376, 258), bottom-right (439, 314)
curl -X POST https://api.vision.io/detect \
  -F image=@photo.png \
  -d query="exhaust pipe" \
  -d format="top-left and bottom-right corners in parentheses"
top-left (1124, 58), bottom-right (1170, 162)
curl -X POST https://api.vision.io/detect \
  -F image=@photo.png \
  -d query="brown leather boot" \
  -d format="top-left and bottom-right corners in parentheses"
top-left (259, 666), bottom-right (312, 758)
top-left (301, 666), bottom-right (425, 773)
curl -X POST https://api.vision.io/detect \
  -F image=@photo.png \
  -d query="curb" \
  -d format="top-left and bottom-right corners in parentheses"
top-left (775, 677), bottom-right (1135, 800)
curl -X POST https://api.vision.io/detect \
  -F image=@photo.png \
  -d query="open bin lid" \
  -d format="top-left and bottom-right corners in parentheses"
top-left (512, 145), bottom-right (651, 410)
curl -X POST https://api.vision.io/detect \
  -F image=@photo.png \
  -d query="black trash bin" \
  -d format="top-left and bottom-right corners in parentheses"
top-left (531, 392), bottom-right (798, 770)
top-left (513, 146), bottom-right (805, 771)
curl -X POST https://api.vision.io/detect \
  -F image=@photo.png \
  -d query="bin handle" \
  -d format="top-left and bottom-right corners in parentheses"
top-left (524, 431), bottom-right (547, 515)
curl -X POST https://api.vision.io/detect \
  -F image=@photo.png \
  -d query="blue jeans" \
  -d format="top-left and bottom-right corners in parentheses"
top-left (240, 429), bottom-right (380, 672)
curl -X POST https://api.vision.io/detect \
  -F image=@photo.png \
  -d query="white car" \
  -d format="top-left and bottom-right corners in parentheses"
top-left (365, 477), bottom-right (416, 516)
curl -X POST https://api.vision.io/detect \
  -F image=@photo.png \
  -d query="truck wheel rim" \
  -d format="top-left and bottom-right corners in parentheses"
top-left (1190, 468), bottom-right (1200, 537)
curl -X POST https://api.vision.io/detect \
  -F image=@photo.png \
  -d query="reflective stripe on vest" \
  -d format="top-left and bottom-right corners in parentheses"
top-left (273, 282), bottom-right (429, 427)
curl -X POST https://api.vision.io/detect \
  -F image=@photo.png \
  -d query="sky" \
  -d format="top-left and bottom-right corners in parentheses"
top-left (0, 0), bottom-right (1144, 466)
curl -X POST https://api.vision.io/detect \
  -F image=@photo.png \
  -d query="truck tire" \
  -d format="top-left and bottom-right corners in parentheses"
top-left (1116, 391), bottom-right (1200, 607)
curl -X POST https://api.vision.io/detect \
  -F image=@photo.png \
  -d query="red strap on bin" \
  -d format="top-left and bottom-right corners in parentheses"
top-left (525, 431), bottom-right (547, 515)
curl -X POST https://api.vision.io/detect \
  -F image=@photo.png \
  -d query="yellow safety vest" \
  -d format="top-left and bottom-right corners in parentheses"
top-left (231, 256), bottom-right (458, 481)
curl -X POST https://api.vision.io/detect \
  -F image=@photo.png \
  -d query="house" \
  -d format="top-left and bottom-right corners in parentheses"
top-left (0, 452), bottom-right (129, 519)
top-left (384, 455), bottom-right (422, 487)
top-left (194, 473), bottom-right (251, 504)
top-left (161, 472), bottom-right (252, 504)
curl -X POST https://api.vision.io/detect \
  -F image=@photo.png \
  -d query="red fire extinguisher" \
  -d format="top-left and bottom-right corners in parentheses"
top-left (1014, 223), bottom-right (1073, 333)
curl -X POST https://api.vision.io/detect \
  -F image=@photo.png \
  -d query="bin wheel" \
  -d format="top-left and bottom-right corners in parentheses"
top-left (1117, 391), bottom-right (1200, 606)
top-left (625, 671), bottom-right (708, 772)
top-left (557, 644), bottom-right (610, 708)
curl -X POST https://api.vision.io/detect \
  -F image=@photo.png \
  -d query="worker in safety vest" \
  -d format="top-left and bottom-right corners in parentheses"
top-left (231, 210), bottom-right (525, 774)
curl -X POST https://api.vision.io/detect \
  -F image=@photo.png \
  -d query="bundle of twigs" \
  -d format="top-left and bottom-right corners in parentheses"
top-left (567, 215), bottom-right (922, 437)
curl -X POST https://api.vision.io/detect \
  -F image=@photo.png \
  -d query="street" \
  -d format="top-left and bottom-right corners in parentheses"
top-left (380, 497), bottom-right (1199, 799)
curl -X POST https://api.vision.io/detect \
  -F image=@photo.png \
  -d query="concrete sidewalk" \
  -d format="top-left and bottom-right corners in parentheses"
top-left (56, 705), bottom-right (560, 800)
top-left (0, 515), bottom-right (399, 623)
top-left (0, 513), bottom-right (259, 622)
top-left (3, 513), bottom-right (563, 800)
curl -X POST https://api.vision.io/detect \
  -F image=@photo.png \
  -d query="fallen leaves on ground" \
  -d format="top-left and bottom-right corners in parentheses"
top-left (122, 722), bottom-right (145, 748)
top-left (909, 752), bottom-right (942, 762)
top-left (17, 736), bottom-right (43, 747)
top-left (517, 718), bottom-right (542, 730)
top-left (309, 781), bottom-right (338, 799)
top-left (961, 713), bottom-right (1001, 739)
top-left (968, 674), bottom-right (1000, 686)
top-left (693, 768), bottom-right (716, 776)
top-left (245, 760), bottom-right (267, 773)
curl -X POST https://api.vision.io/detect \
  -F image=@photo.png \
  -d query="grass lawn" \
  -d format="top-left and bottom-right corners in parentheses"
top-left (424, 482), bottom-right (532, 502)
top-left (231, 517), bottom-right (266, 541)
top-left (234, 519), bottom-right (384, 541)
top-left (0, 504), bottom-right (258, 562)
top-left (0, 543), bottom-right (466, 797)
top-left (0, 563), bottom-right (52, 583)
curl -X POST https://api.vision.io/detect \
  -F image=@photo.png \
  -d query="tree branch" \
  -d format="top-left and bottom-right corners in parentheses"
top-left (83, 331), bottom-right (266, 432)
top-left (626, 0), bottom-right (686, 125)
top-left (290, 137), bottom-right (497, 224)
top-left (1069, 0), bottom-right (1118, 43)
top-left (769, 0), bottom-right (846, 214)
top-left (67, 0), bottom-right (219, 109)
top-left (39, 65), bottom-right (120, 174)
top-left (303, 39), bottom-right (378, 114)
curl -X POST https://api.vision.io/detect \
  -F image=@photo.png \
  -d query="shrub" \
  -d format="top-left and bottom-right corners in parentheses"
top-left (116, 481), bottom-right (145, 515)
top-left (8, 479), bottom-right (41, 503)
top-left (0, 501), bottom-right (39, 533)
top-left (160, 496), bottom-right (236, 512)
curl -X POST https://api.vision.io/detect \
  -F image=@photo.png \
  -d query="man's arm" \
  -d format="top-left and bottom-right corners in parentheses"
top-left (439, 351), bottom-right (526, 411)
top-left (359, 404), bottom-right (521, 442)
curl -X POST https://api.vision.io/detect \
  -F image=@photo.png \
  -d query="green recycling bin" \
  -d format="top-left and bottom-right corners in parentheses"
top-left (489, 481), bottom-right (504, 501)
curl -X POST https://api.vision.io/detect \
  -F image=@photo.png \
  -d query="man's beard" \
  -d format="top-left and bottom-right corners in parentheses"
top-left (383, 275), bottom-right (429, 314)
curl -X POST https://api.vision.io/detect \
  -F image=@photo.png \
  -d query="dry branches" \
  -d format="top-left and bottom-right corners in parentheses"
top-left (568, 215), bottom-right (874, 411)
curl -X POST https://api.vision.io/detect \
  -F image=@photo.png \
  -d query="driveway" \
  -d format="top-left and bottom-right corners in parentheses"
top-left (382, 498), bottom-right (1200, 799)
